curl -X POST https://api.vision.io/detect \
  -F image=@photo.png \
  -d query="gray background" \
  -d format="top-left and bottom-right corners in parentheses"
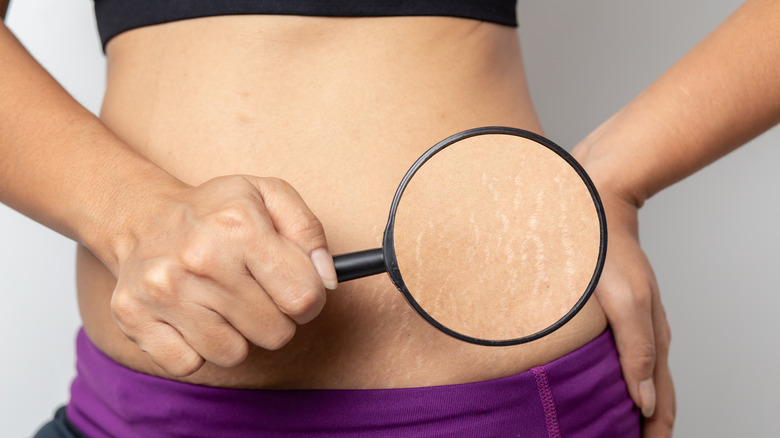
top-left (2, 0), bottom-right (778, 436)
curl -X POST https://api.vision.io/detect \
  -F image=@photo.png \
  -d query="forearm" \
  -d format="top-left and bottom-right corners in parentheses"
top-left (0, 23), bottom-right (186, 271)
top-left (576, 0), bottom-right (780, 206)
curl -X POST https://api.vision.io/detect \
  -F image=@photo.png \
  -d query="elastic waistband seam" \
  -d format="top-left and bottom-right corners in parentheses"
top-left (532, 366), bottom-right (562, 438)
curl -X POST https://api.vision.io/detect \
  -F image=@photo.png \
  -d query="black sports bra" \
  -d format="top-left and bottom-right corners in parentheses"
top-left (93, 0), bottom-right (518, 49)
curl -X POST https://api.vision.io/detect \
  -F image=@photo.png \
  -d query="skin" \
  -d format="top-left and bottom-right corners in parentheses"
top-left (2, 14), bottom-right (609, 391)
top-left (573, 0), bottom-right (780, 435)
top-left (3, 1), bottom-right (780, 436)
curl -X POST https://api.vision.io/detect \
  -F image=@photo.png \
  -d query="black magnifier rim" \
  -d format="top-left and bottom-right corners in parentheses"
top-left (382, 126), bottom-right (608, 347)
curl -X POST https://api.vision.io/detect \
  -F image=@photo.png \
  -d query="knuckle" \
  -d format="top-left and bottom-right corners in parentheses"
top-left (134, 330), bottom-right (205, 377)
top-left (660, 322), bottom-right (672, 346)
top-left (630, 287), bottom-right (653, 312)
top-left (139, 259), bottom-right (178, 303)
top-left (110, 288), bottom-right (138, 326)
top-left (657, 323), bottom-right (672, 357)
top-left (179, 238), bottom-right (215, 275)
top-left (212, 202), bottom-right (255, 233)
top-left (657, 404), bottom-right (676, 431)
top-left (218, 341), bottom-right (250, 368)
top-left (628, 342), bottom-right (656, 374)
top-left (279, 285), bottom-right (325, 319)
top-left (163, 351), bottom-right (205, 377)
top-left (598, 283), bottom-right (643, 315)
top-left (262, 320), bottom-right (296, 351)
top-left (210, 332), bottom-right (250, 368)
top-left (288, 214), bottom-right (325, 243)
top-left (263, 176), bottom-right (292, 193)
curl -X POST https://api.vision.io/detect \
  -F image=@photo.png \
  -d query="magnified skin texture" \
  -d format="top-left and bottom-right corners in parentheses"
top-left (394, 134), bottom-right (601, 341)
top-left (74, 16), bottom-right (609, 389)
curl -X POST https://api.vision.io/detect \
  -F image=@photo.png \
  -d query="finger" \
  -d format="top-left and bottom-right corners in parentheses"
top-left (110, 279), bottom-right (206, 376)
top-left (140, 322), bottom-right (207, 377)
top-left (246, 234), bottom-right (327, 325)
top-left (642, 358), bottom-right (675, 437)
top-left (175, 229), bottom-right (302, 349)
top-left (177, 179), bottom-right (327, 325)
top-left (207, 271), bottom-right (299, 351)
top-left (642, 288), bottom-right (676, 437)
top-left (596, 277), bottom-right (657, 416)
top-left (115, 312), bottom-right (206, 377)
top-left (251, 176), bottom-right (338, 289)
top-left (164, 297), bottom-right (251, 369)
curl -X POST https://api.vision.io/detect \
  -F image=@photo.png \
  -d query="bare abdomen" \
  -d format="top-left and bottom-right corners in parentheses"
top-left (77, 15), bottom-right (608, 389)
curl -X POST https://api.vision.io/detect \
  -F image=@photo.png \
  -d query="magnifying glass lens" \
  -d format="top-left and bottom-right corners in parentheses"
top-left (392, 133), bottom-right (602, 343)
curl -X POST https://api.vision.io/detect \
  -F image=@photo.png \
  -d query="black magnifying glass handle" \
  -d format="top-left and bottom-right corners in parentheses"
top-left (332, 248), bottom-right (386, 283)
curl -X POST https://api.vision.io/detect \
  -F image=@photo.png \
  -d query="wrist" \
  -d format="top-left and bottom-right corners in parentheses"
top-left (80, 145), bottom-right (190, 275)
top-left (581, 154), bottom-right (647, 211)
top-left (573, 112), bottom-right (652, 211)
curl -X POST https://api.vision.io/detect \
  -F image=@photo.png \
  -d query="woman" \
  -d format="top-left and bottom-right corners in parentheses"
top-left (4, 0), bottom-right (779, 436)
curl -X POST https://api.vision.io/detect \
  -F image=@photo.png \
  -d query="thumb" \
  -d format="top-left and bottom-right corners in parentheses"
top-left (251, 176), bottom-right (338, 290)
top-left (596, 282), bottom-right (657, 418)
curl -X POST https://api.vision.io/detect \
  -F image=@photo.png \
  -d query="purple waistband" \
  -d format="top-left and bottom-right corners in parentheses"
top-left (67, 329), bottom-right (638, 437)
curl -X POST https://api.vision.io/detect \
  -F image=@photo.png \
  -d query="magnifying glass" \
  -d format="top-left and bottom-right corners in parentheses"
top-left (332, 127), bottom-right (606, 346)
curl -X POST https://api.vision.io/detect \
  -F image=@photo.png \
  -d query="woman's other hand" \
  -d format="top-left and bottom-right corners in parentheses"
top-left (108, 175), bottom-right (337, 377)
top-left (593, 188), bottom-right (675, 437)
top-left (566, 2), bottom-right (780, 435)
top-left (573, 126), bottom-right (675, 437)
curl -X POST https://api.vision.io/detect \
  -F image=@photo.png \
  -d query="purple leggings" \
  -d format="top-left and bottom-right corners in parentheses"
top-left (64, 328), bottom-right (638, 437)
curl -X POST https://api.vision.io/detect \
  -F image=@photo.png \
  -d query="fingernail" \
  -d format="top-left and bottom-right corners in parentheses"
top-left (311, 248), bottom-right (338, 290)
top-left (639, 378), bottom-right (656, 418)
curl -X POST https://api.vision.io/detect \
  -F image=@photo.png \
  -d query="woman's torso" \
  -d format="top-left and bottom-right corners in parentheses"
top-left (76, 15), bottom-right (608, 389)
